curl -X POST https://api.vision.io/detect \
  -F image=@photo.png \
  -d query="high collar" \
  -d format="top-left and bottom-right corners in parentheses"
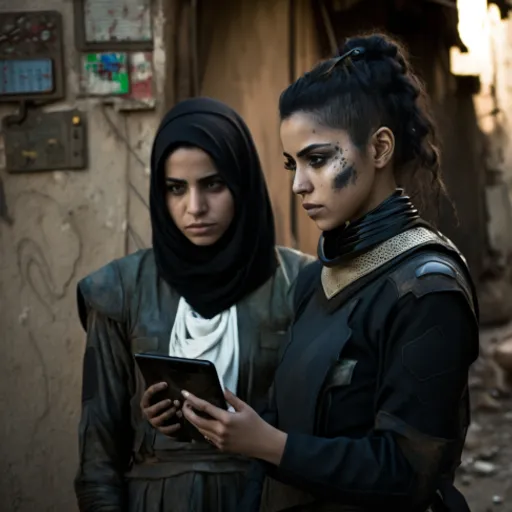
top-left (318, 189), bottom-right (423, 267)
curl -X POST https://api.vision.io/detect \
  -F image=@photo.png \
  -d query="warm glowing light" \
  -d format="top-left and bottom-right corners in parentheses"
top-left (457, 0), bottom-right (488, 51)
top-left (451, 0), bottom-right (492, 81)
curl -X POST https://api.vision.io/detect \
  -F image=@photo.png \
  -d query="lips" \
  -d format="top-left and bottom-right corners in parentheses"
top-left (185, 223), bottom-right (216, 235)
top-left (186, 223), bottom-right (215, 229)
top-left (302, 203), bottom-right (324, 217)
top-left (302, 203), bottom-right (322, 211)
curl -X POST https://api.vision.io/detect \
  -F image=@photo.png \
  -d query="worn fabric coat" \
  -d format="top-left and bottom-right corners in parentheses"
top-left (74, 246), bottom-right (313, 512)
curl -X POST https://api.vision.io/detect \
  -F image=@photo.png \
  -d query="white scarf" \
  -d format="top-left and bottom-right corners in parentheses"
top-left (168, 297), bottom-right (239, 395)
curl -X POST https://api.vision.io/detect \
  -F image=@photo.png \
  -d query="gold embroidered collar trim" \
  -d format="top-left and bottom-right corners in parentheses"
top-left (321, 227), bottom-right (455, 300)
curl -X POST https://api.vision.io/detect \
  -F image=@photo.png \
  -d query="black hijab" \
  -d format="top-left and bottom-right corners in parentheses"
top-left (150, 97), bottom-right (277, 319)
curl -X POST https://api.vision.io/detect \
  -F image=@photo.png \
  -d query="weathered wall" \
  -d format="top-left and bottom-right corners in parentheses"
top-left (0, 1), bottom-right (167, 510)
top-left (293, 0), bottom-right (323, 256)
top-left (406, 35), bottom-right (486, 279)
top-left (484, 6), bottom-right (512, 186)
top-left (197, 0), bottom-right (322, 254)
top-left (198, 0), bottom-right (294, 247)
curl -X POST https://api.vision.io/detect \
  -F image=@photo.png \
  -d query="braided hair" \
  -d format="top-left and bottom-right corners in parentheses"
top-left (279, 33), bottom-right (448, 213)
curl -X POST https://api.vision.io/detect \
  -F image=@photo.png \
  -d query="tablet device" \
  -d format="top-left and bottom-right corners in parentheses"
top-left (135, 353), bottom-right (227, 442)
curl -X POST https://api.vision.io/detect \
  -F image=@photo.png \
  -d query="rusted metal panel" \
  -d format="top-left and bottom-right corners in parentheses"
top-left (3, 109), bottom-right (88, 172)
top-left (84, 0), bottom-right (152, 43)
top-left (0, 10), bottom-right (65, 102)
top-left (75, 0), bottom-right (153, 51)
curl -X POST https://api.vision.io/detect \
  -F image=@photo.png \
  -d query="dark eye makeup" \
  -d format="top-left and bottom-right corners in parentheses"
top-left (307, 154), bottom-right (330, 168)
top-left (283, 149), bottom-right (334, 171)
top-left (284, 158), bottom-right (296, 171)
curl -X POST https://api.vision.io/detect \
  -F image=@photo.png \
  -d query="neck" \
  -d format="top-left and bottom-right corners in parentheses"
top-left (349, 175), bottom-right (397, 222)
top-left (318, 189), bottom-right (423, 267)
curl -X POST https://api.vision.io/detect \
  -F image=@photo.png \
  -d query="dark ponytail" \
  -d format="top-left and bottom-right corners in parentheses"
top-left (279, 33), bottom-right (449, 215)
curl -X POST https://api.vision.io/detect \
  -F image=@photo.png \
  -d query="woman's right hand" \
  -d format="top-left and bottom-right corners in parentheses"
top-left (141, 382), bottom-right (182, 436)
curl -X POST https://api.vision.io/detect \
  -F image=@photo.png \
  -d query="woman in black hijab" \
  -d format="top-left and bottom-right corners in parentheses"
top-left (150, 97), bottom-right (278, 318)
top-left (74, 98), bottom-right (313, 512)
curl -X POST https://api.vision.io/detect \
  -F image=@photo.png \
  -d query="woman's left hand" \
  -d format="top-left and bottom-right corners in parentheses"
top-left (182, 389), bottom-right (287, 465)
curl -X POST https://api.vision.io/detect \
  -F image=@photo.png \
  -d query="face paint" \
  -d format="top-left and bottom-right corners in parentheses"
top-left (333, 165), bottom-right (357, 189)
top-left (332, 147), bottom-right (357, 190)
top-left (281, 112), bottom-right (385, 231)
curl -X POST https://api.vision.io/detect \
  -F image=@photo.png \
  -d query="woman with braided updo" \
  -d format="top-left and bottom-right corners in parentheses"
top-left (181, 34), bottom-right (479, 512)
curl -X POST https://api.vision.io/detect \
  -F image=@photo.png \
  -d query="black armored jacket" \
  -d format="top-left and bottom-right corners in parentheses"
top-left (243, 226), bottom-right (479, 512)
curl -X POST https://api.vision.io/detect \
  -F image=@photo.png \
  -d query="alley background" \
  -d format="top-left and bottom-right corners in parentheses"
top-left (1, 0), bottom-right (512, 510)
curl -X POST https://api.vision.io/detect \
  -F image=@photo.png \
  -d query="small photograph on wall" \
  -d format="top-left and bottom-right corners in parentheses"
top-left (81, 52), bottom-right (129, 96)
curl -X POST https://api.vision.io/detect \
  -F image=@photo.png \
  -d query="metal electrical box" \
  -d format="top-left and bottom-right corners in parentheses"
top-left (0, 11), bottom-right (65, 103)
top-left (3, 109), bottom-right (88, 173)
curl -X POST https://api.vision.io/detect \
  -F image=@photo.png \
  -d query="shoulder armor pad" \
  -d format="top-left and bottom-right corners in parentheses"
top-left (254, 247), bottom-right (316, 328)
top-left (77, 249), bottom-right (151, 331)
top-left (275, 246), bottom-right (316, 316)
top-left (388, 249), bottom-right (477, 316)
top-left (275, 246), bottom-right (316, 287)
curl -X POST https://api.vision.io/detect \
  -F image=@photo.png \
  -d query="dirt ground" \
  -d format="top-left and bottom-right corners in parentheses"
top-left (455, 322), bottom-right (512, 512)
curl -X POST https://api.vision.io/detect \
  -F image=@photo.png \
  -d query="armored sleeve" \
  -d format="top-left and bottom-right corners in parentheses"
top-left (77, 260), bottom-right (126, 332)
top-left (238, 382), bottom-right (280, 512)
top-left (74, 309), bottom-right (135, 512)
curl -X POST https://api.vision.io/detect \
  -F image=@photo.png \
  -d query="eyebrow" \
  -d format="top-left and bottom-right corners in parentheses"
top-left (165, 173), bottom-right (220, 185)
top-left (283, 143), bottom-right (335, 160)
